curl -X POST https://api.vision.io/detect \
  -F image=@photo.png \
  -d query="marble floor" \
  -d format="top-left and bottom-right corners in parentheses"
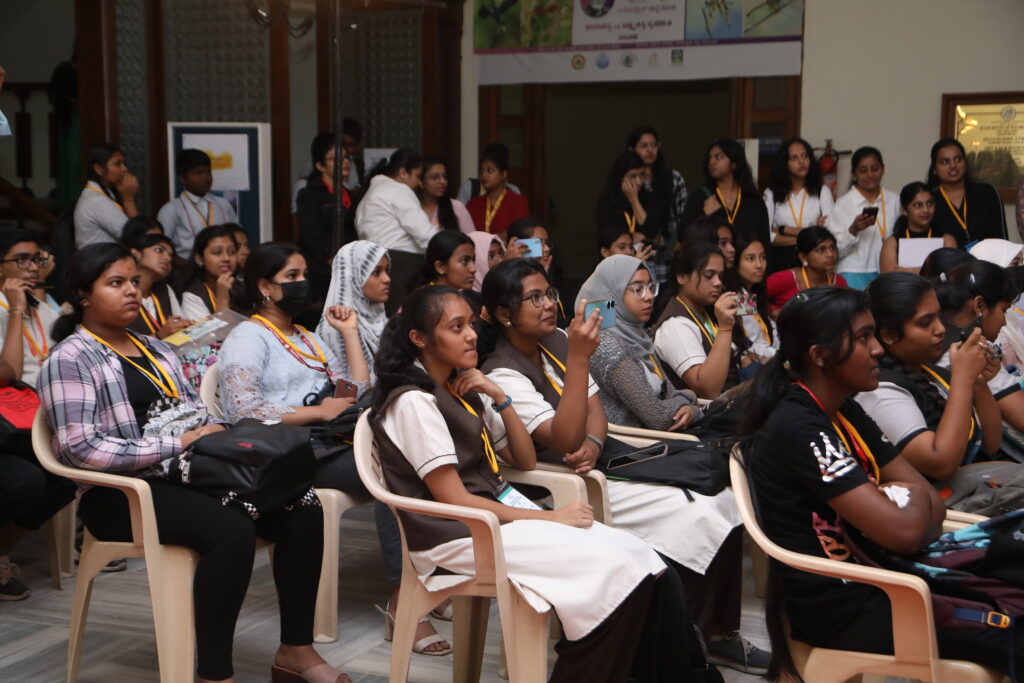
top-left (0, 505), bottom-right (771, 682)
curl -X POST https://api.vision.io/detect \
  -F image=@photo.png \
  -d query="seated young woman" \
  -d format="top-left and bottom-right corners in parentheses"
top-left (879, 181), bottom-right (957, 275)
top-left (418, 230), bottom-right (477, 291)
top-left (578, 254), bottom-right (701, 431)
top-left (651, 241), bottom-right (742, 400)
top-left (178, 224), bottom-right (240, 321)
top-left (375, 284), bottom-right (697, 682)
top-left (855, 273), bottom-right (1002, 489)
top-left (918, 246), bottom-right (974, 279)
top-left (932, 261), bottom-right (1024, 436)
top-left (680, 215), bottom-right (736, 270)
top-left (124, 232), bottom-right (191, 340)
top-left (724, 232), bottom-right (778, 363)
top-left (738, 286), bottom-right (1023, 678)
top-left (479, 259), bottom-right (765, 675)
top-left (765, 226), bottom-right (847, 314)
top-left (468, 231), bottom-right (505, 292)
top-left (597, 223), bottom-right (654, 263)
top-left (37, 243), bottom-right (344, 683)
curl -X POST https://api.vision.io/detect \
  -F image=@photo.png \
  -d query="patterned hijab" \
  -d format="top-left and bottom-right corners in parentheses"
top-left (317, 240), bottom-right (389, 382)
top-left (469, 231), bottom-right (503, 292)
top-left (575, 254), bottom-right (656, 358)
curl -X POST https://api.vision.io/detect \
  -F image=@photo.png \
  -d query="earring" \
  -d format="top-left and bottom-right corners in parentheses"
top-left (262, 292), bottom-right (271, 304)
top-left (801, 261), bottom-right (809, 267)
top-left (504, 321), bottom-right (511, 327)
top-left (817, 360), bottom-right (824, 367)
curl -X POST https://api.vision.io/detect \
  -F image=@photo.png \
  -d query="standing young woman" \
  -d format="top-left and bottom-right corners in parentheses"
top-left (763, 137), bottom-right (834, 273)
top-left (766, 227), bottom-right (847, 314)
top-left (652, 241), bottom-right (741, 399)
top-left (679, 139), bottom-right (770, 259)
top-left (178, 225), bottom-right (240, 321)
top-left (73, 143), bottom-right (139, 248)
top-left (879, 182), bottom-right (957, 275)
top-left (371, 285), bottom-right (697, 682)
top-left (479, 260), bottom-right (764, 674)
top-left (417, 231), bottom-right (477, 291)
top-left (595, 151), bottom-right (670, 251)
top-left (355, 149), bottom-right (435, 314)
top-left (856, 273), bottom-right (1001, 486)
top-left (928, 137), bottom-right (1008, 245)
top-left (465, 145), bottom-right (529, 237)
top-left (626, 125), bottom-right (686, 238)
top-left (38, 243), bottom-right (344, 683)
top-left (724, 232), bottom-right (778, 362)
top-left (829, 146), bottom-right (900, 289)
top-left (736, 287), bottom-right (1022, 679)
top-left (419, 157), bottom-right (474, 234)
top-left (124, 232), bottom-right (191, 340)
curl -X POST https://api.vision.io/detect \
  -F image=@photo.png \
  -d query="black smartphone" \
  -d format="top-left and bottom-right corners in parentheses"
top-left (861, 206), bottom-right (879, 219)
top-left (960, 315), bottom-right (984, 343)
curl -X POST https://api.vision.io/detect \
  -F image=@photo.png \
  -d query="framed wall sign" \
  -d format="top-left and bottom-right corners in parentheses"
top-left (941, 91), bottom-right (1024, 202)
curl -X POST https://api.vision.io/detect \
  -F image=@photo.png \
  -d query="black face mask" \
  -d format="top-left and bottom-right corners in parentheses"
top-left (273, 280), bottom-right (311, 318)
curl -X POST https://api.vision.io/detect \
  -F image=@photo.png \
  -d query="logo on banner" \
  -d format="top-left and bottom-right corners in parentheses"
top-left (570, 54), bottom-right (586, 70)
top-left (671, 49), bottom-right (684, 66)
top-left (580, 0), bottom-right (614, 18)
top-left (621, 52), bottom-right (637, 68)
top-left (596, 52), bottom-right (610, 69)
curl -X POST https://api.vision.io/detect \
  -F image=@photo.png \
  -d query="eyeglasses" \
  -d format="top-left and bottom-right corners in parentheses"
top-left (635, 141), bottom-right (660, 151)
top-left (626, 281), bottom-right (659, 298)
top-left (1, 256), bottom-right (48, 270)
top-left (522, 287), bottom-right (560, 308)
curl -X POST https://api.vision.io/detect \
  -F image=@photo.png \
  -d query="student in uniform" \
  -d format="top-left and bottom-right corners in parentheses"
top-left (763, 137), bottom-right (834, 273)
top-left (465, 144), bottom-right (529, 238)
top-left (0, 227), bottom-right (76, 601)
top-left (177, 225), bottom-right (240, 321)
top-left (74, 143), bottom-right (139, 248)
top-left (506, 218), bottom-right (567, 326)
top-left (418, 230), bottom-right (477, 292)
top-left (38, 243), bottom-right (342, 683)
top-left (928, 137), bottom-right (1008, 246)
top-left (157, 149), bottom-right (237, 260)
top-left (652, 241), bottom-right (742, 399)
top-left (419, 157), bottom-right (474, 234)
top-left (829, 146), bottom-right (900, 289)
top-left (737, 286), bottom-right (1024, 679)
top-left (766, 227), bottom-right (847, 314)
top-left (856, 273), bottom-right (1002, 488)
top-left (479, 259), bottom-right (766, 675)
top-left (879, 182), bottom-right (958, 275)
top-left (595, 151), bottom-right (669, 255)
top-left (724, 232), bottom-right (778, 362)
top-left (124, 232), bottom-right (190, 340)
top-left (679, 139), bottom-right (770, 261)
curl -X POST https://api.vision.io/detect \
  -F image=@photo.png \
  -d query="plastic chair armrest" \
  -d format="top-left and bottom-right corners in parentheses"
top-left (946, 509), bottom-right (987, 525)
top-left (499, 465), bottom-right (587, 508)
top-left (608, 422), bottom-right (699, 443)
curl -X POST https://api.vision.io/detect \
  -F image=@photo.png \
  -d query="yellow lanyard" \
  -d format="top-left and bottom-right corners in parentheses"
top-left (0, 301), bottom-right (49, 359)
top-left (857, 188), bottom-right (887, 239)
top-left (484, 189), bottom-right (507, 233)
top-left (787, 190), bottom-right (806, 228)
top-left (623, 211), bottom-right (637, 234)
top-left (83, 327), bottom-right (179, 399)
top-left (716, 187), bottom-right (742, 224)
top-left (203, 284), bottom-right (218, 312)
top-left (446, 383), bottom-right (500, 476)
top-left (752, 311), bottom-right (771, 342)
top-left (921, 365), bottom-right (976, 440)
top-left (557, 298), bottom-right (566, 319)
top-left (538, 343), bottom-right (567, 396)
top-left (939, 186), bottom-right (968, 238)
top-left (86, 185), bottom-right (123, 212)
top-left (676, 296), bottom-right (717, 346)
top-left (184, 193), bottom-right (213, 227)
top-left (646, 354), bottom-right (665, 381)
top-left (252, 315), bottom-right (327, 363)
top-left (833, 412), bottom-right (881, 484)
top-left (800, 266), bottom-right (835, 290)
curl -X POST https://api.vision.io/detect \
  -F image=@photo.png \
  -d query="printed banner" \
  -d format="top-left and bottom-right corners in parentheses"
top-left (474, 0), bottom-right (804, 84)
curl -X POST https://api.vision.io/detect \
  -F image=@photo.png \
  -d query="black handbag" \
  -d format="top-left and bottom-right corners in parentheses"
top-left (597, 436), bottom-right (730, 500)
top-left (164, 419), bottom-right (317, 519)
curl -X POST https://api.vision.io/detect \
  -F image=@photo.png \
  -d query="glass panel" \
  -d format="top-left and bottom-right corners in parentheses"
top-left (499, 86), bottom-right (525, 116)
top-left (498, 126), bottom-right (525, 168)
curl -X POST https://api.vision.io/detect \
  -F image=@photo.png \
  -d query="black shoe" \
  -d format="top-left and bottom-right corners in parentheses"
top-left (705, 632), bottom-right (770, 676)
top-left (0, 562), bottom-right (30, 601)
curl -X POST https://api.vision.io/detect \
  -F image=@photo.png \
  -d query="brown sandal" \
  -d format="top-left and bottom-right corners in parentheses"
top-left (270, 662), bottom-right (351, 683)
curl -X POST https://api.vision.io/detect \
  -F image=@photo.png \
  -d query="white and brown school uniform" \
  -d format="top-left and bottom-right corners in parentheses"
top-left (126, 284), bottom-right (183, 339)
top-left (180, 280), bottom-right (219, 321)
top-left (651, 295), bottom-right (741, 394)
top-left (0, 292), bottom-right (59, 387)
top-left (481, 330), bottom-right (741, 575)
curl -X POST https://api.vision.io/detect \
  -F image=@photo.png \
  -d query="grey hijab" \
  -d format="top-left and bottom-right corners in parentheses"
top-left (574, 254), bottom-right (656, 358)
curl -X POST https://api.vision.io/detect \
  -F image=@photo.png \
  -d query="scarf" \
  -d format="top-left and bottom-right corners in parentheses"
top-left (574, 254), bottom-right (656, 358)
top-left (469, 231), bottom-right (503, 292)
top-left (317, 240), bottom-right (389, 382)
top-left (969, 239), bottom-right (1022, 269)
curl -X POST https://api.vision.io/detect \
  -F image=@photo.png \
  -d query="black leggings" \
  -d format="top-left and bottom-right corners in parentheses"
top-left (0, 434), bottom-right (76, 531)
top-left (79, 479), bottom-right (324, 681)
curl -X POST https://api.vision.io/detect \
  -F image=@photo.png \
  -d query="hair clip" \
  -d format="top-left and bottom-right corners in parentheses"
top-left (939, 272), bottom-right (948, 283)
top-left (969, 273), bottom-right (976, 285)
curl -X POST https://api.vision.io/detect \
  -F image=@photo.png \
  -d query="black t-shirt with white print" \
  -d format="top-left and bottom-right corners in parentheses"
top-left (749, 384), bottom-right (898, 644)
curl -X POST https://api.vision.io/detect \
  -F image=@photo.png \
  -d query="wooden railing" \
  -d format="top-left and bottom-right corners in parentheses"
top-left (0, 175), bottom-right (57, 229)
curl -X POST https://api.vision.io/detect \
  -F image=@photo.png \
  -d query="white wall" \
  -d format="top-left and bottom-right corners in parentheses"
top-left (289, 23), bottom-right (318, 186)
top-left (801, 0), bottom-right (1022, 236)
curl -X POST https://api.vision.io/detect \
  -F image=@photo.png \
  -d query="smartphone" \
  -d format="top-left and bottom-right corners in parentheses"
top-left (632, 240), bottom-right (653, 255)
top-left (861, 206), bottom-right (880, 219)
top-left (960, 316), bottom-right (984, 343)
top-left (735, 293), bottom-right (757, 316)
top-left (335, 380), bottom-right (358, 399)
top-left (520, 237), bottom-right (543, 258)
top-left (584, 299), bottom-right (616, 329)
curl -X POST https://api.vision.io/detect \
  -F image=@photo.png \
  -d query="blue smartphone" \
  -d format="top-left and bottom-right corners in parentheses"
top-left (520, 237), bottom-right (543, 258)
top-left (584, 299), bottom-right (616, 329)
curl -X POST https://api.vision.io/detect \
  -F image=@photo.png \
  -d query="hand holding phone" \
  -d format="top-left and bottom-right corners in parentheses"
top-left (520, 238), bottom-right (543, 258)
top-left (584, 299), bottom-right (617, 329)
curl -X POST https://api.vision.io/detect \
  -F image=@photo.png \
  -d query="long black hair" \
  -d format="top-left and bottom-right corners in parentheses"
top-left (241, 241), bottom-right (299, 312)
top-left (892, 181), bottom-right (934, 238)
top-left (86, 143), bottom-right (123, 200)
top-left (919, 247), bottom-right (974, 279)
top-left (419, 230), bottom-right (474, 287)
top-left (927, 137), bottom-right (973, 189)
top-left (478, 258), bottom-right (549, 359)
top-left (420, 156), bottom-right (459, 231)
top-left (701, 138), bottom-right (758, 196)
top-left (680, 215), bottom-right (732, 252)
top-left (372, 285), bottom-right (466, 409)
top-left (366, 148), bottom-right (422, 184)
top-left (175, 224), bottom-right (237, 295)
top-left (725, 231), bottom-right (771, 328)
top-left (52, 243), bottom-right (135, 343)
top-left (935, 260), bottom-right (1018, 315)
top-left (626, 125), bottom-right (673, 209)
top-left (602, 151), bottom-right (646, 211)
top-left (766, 137), bottom-right (823, 201)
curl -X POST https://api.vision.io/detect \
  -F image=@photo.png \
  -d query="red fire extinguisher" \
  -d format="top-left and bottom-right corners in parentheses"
top-left (820, 139), bottom-right (838, 199)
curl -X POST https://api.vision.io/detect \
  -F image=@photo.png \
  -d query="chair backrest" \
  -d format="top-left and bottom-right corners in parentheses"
top-left (353, 409), bottom-right (397, 503)
top-left (198, 362), bottom-right (224, 420)
top-left (31, 408), bottom-right (72, 479)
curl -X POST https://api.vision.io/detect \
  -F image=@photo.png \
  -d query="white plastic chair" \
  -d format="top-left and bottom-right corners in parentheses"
top-left (198, 361), bottom-right (223, 420)
top-left (729, 445), bottom-right (1005, 683)
top-left (43, 501), bottom-right (75, 589)
top-left (607, 422), bottom-right (699, 446)
top-left (354, 409), bottom-right (563, 682)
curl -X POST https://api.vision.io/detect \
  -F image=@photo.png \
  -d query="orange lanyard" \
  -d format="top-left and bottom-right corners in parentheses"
top-left (921, 365), bottom-right (976, 440)
top-left (83, 327), bottom-right (179, 399)
top-left (0, 302), bottom-right (49, 359)
top-left (939, 186), bottom-right (968, 238)
top-left (446, 383), bottom-right (501, 476)
top-left (86, 185), bottom-right (123, 212)
top-left (484, 189), bottom-right (507, 232)
top-left (716, 187), bottom-right (741, 224)
top-left (752, 311), bottom-right (771, 343)
top-left (797, 381), bottom-right (880, 483)
top-left (857, 188), bottom-right (887, 239)
top-left (203, 284), bottom-right (218, 312)
top-left (676, 296), bottom-right (717, 346)
top-left (623, 211), bottom-right (637, 234)
top-left (787, 190), bottom-right (806, 227)
top-left (139, 295), bottom-right (166, 336)
top-left (252, 314), bottom-right (328, 362)
top-left (800, 266), bottom-right (835, 290)
top-left (183, 193), bottom-right (213, 227)
top-left (538, 343), bottom-right (566, 396)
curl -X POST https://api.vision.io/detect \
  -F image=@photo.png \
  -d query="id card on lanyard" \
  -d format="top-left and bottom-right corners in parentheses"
top-left (496, 482), bottom-right (541, 510)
